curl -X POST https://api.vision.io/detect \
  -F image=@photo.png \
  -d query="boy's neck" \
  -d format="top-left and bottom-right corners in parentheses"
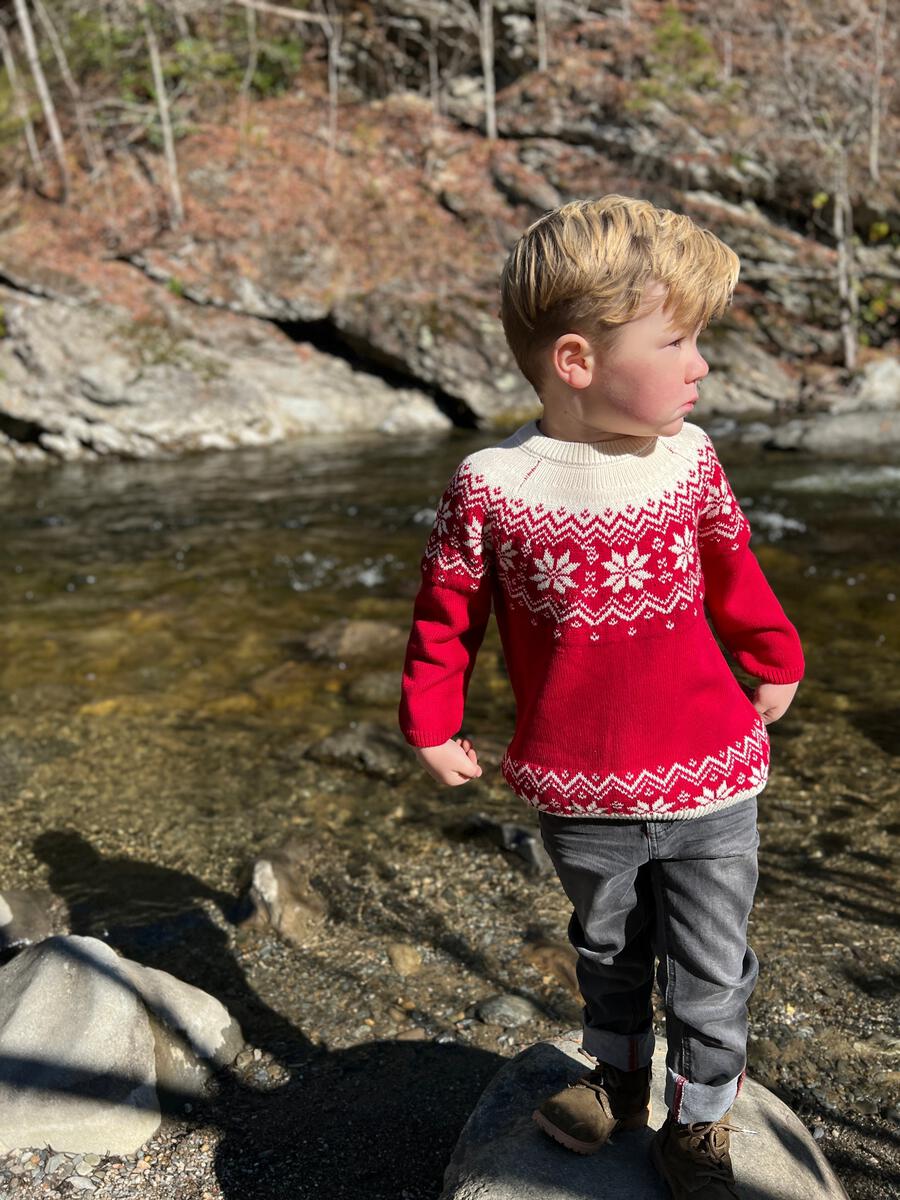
top-left (536, 414), bottom-right (647, 444)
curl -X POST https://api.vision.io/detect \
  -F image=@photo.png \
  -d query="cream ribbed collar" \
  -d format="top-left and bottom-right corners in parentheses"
top-left (510, 418), bottom-right (659, 466)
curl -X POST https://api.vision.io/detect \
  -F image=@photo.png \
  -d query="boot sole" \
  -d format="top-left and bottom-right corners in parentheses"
top-left (532, 1102), bottom-right (652, 1155)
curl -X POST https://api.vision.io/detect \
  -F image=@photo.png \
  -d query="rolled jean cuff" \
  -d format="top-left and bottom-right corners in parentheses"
top-left (581, 1024), bottom-right (655, 1072)
top-left (666, 1067), bottom-right (746, 1123)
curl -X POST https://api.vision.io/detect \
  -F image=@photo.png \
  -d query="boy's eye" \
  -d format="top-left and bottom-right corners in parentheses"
top-left (669, 338), bottom-right (683, 348)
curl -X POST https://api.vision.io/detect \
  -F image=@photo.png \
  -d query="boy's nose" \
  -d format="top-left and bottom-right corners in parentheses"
top-left (689, 353), bottom-right (709, 383)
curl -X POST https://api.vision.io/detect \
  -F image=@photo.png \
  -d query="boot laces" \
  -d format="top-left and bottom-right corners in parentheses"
top-left (680, 1119), bottom-right (742, 1178)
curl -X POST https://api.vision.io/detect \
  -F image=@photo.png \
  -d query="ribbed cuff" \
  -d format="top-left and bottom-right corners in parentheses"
top-left (751, 665), bottom-right (805, 685)
top-left (402, 728), bottom-right (456, 748)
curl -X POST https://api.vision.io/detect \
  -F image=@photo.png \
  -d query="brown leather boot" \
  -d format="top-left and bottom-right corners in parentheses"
top-left (649, 1108), bottom-right (741, 1198)
top-left (532, 1059), bottom-right (652, 1154)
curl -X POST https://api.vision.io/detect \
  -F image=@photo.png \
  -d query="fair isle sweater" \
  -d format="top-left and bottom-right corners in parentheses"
top-left (398, 418), bottom-right (804, 819)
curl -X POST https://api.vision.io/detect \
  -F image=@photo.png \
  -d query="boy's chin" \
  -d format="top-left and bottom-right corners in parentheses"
top-left (659, 415), bottom-right (687, 435)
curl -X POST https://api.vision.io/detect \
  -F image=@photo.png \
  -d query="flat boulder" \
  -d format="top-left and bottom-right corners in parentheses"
top-left (439, 1033), bottom-right (848, 1199)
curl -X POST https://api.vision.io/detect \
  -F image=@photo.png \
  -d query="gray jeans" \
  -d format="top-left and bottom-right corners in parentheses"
top-left (537, 796), bottom-right (760, 1123)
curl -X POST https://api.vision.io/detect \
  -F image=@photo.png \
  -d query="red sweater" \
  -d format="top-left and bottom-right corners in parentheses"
top-left (398, 419), bottom-right (804, 819)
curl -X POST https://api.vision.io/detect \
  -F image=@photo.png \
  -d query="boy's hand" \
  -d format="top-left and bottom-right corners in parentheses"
top-left (749, 680), bottom-right (799, 724)
top-left (413, 736), bottom-right (483, 786)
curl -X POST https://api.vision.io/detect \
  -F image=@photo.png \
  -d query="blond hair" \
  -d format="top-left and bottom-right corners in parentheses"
top-left (499, 194), bottom-right (740, 394)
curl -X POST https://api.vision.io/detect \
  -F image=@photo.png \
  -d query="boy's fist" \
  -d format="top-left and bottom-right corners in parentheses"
top-left (413, 736), bottom-right (483, 786)
top-left (749, 680), bottom-right (799, 724)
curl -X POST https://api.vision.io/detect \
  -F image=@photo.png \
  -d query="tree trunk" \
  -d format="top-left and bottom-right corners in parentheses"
top-left (12, 0), bottom-right (69, 199)
top-left (33, 0), bottom-right (106, 178)
top-left (427, 11), bottom-right (441, 123)
top-left (142, 5), bottom-right (184, 228)
top-left (0, 22), bottom-right (44, 185)
top-left (535, 0), bottom-right (548, 73)
top-left (321, 0), bottom-right (342, 183)
top-left (869, 0), bottom-right (887, 183)
top-left (833, 153), bottom-right (858, 372)
top-left (237, 1), bottom-right (259, 159)
top-left (479, 0), bottom-right (496, 140)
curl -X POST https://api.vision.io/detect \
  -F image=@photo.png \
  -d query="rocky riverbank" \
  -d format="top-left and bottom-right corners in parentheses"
top-left (0, 75), bottom-right (897, 466)
top-left (0, 697), bottom-right (896, 1198)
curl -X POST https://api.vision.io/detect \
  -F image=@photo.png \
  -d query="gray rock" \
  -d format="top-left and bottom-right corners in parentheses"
top-left (304, 720), bottom-right (413, 781)
top-left (766, 356), bottom-right (899, 455)
top-left (0, 285), bottom-right (449, 466)
top-left (439, 1034), bottom-right (849, 1199)
top-left (237, 839), bottom-right (328, 946)
top-left (0, 935), bottom-right (243, 1155)
top-left (768, 409), bottom-right (900, 455)
top-left (475, 994), bottom-right (542, 1028)
top-left (344, 669), bottom-right (403, 706)
top-left (829, 357), bottom-right (900, 414)
top-left (463, 812), bottom-right (553, 875)
top-left (298, 618), bottom-right (408, 664)
top-left (0, 889), bottom-right (54, 950)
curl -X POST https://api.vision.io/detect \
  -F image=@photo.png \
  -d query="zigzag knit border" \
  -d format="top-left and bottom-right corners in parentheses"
top-left (500, 722), bottom-right (769, 819)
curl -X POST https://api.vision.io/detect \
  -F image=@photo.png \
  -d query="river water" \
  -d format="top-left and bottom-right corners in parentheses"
top-left (0, 423), bottom-right (897, 1197)
top-left (2, 421), bottom-right (897, 794)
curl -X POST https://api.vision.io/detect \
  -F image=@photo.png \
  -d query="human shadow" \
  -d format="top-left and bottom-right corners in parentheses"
top-left (33, 830), bottom-right (303, 1064)
top-left (26, 830), bottom-right (506, 1199)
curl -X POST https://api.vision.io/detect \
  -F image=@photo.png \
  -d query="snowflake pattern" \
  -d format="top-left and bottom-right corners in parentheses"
top-left (433, 496), bottom-right (453, 538)
top-left (530, 548), bottom-right (580, 594)
top-left (600, 544), bottom-right (653, 593)
top-left (463, 516), bottom-right (484, 556)
top-left (668, 526), bottom-right (696, 573)
top-left (497, 539), bottom-right (518, 572)
top-left (698, 781), bottom-right (734, 804)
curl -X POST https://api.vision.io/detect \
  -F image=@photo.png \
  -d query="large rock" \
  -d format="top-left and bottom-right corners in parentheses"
top-left (765, 356), bottom-right (900, 455)
top-left (0, 935), bottom-right (244, 1155)
top-left (439, 1033), bottom-right (848, 1199)
top-left (0, 285), bottom-right (449, 465)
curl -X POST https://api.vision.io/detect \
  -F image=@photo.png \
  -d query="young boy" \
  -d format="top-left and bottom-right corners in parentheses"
top-left (397, 194), bottom-right (804, 1198)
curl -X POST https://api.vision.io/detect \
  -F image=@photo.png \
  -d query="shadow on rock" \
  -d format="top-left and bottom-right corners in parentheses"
top-left (32, 830), bottom-right (306, 1065)
top-left (27, 831), bottom-right (507, 1198)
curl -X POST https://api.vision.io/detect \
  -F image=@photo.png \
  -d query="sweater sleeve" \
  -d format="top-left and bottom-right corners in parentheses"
top-left (398, 458), bottom-right (494, 748)
top-left (698, 436), bottom-right (805, 685)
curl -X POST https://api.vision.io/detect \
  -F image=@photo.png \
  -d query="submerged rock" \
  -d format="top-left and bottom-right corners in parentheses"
top-left (294, 618), bottom-right (408, 664)
top-left (304, 720), bottom-right (413, 781)
top-left (439, 1034), bottom-right (849, 1199)
top-left (0, 935), bottom-right (243, 1155)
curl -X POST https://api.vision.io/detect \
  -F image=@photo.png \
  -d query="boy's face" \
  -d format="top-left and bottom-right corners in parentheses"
top-left (546, 283), bottom-right (709, 439)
